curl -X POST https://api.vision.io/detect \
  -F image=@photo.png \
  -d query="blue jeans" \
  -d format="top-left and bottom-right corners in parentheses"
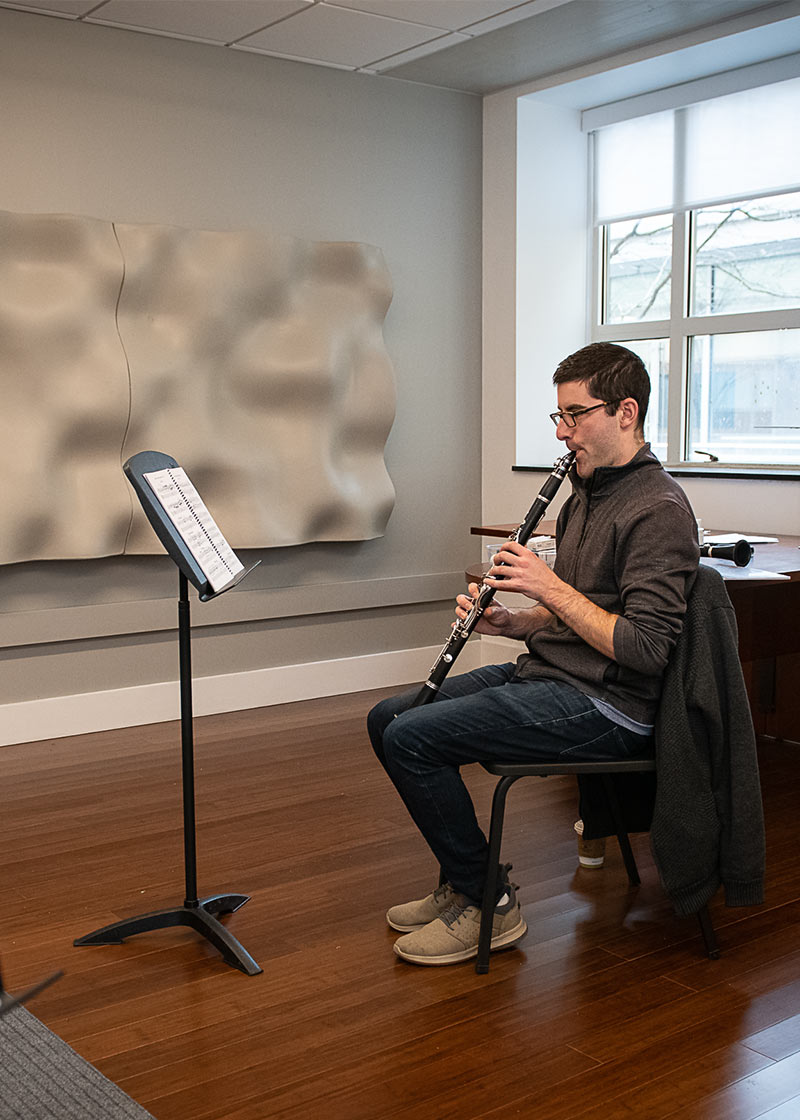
top-left (367, 663), bottom-right (653, 906)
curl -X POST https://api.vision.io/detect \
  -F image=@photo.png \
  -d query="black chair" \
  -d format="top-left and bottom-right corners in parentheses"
top-left (475, 756), bottom-right (719, 974)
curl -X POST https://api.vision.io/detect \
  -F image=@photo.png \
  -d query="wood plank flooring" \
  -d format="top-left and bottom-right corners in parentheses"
top-left (1, 687), bottom-right (799, 1119)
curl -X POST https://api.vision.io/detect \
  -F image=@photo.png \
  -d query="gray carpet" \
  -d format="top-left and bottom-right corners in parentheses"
top-left (0, 1005), bottom-right (155, 1120)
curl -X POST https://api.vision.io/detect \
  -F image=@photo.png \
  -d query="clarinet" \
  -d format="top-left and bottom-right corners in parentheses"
top-left (410, 449), bottom-right (576, 708)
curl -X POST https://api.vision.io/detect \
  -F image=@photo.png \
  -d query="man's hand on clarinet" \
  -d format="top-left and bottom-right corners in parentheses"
top-left (455, 584), bottom-right (513, 637)
top-left (482, 539), bottom-right (557, 603)
top-left (481, 540), bottom-right (620, 659)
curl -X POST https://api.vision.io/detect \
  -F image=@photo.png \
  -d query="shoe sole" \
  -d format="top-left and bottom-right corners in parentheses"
top-left (386, 917), bottom-right (426, 933)
top-left (392, 916), bottom-right (528, 965)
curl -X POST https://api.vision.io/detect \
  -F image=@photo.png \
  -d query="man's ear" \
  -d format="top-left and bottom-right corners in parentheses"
top-left (618, 397), bottom-right (639, 431)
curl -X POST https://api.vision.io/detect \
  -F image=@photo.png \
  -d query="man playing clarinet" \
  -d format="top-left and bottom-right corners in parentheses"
top-left (367, 343), bottom-right (699, 966)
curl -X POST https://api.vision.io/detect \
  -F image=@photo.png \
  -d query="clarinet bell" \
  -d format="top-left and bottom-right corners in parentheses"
top-left (700, 539), bottom-right (754, 567)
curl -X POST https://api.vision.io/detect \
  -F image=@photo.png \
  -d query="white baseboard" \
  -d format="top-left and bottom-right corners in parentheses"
top-left (0, 642), bottom-right (486, 748)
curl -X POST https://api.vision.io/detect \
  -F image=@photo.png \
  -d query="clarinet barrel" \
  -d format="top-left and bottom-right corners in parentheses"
top-left (410, 450), bottom-right (576, 707)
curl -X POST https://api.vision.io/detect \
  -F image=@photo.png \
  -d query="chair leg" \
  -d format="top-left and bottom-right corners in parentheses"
top-left (476, 775), bottom-right (517, 974)
top-left (696, 902), bottom-right (720, 959)
top-left (600, 774), bottom-right (640, 886)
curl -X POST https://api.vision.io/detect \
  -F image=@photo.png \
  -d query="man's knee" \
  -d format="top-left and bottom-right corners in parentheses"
top-left (367, 699), bottom-right (391, 760)
top-left (367, 687), bottom-right (420, 745)
top-left (381, 712), bottom-right (443, 780)
top-left (367, 694), bottom-right (411, 763)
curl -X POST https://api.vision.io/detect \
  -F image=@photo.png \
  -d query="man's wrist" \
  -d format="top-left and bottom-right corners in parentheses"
top-left (516, 604), bottom-right (553, 640)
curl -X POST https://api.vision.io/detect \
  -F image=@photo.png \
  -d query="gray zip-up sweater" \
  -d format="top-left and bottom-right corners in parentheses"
top-left (514, 444), bottom-right (699, 725)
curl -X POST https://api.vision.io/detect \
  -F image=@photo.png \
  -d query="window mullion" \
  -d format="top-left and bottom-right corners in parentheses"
top-left (589, 132), bottom-right (602, 336)
top-left (667, 108), bottom-right (688, 464)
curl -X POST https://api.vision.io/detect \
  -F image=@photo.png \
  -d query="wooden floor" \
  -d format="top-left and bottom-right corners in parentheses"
top-left (2, 688), bottom-right (800, 1120)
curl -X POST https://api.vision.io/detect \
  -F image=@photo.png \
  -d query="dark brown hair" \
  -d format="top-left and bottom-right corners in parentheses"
top-left (553, 343), bottom-right (650, 434)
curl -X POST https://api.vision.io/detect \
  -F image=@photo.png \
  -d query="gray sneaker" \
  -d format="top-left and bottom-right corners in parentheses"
top-left (392, 886), bottom-right (527, 965)
top-left (386, 881), bottom-right (458, 932)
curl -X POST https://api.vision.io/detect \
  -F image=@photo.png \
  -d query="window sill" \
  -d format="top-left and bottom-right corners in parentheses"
top-left (665, 465), bottom-right (800, 480)
top-left (512, 464), bottom-right (800, 480)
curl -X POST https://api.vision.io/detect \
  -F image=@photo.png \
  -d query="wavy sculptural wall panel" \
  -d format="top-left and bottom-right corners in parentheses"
top-left (0, 211), bottom-right (133, 565)
top-left (0, 210), bottom-right (396, 566)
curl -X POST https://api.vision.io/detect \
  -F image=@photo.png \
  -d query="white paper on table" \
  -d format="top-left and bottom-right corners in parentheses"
top-left (700, 557), bottom-right (789, 580)
top-left (704, 533), bottom-right (779, 545)
top-left (527, 535), bottom-right (556, 552)
top-left (143, 467), bottom-right (244, 593)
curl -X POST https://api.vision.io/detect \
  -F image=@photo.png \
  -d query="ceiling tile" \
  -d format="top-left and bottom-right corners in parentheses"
top-left (329, 1), bottom-right (533, 33)
top-left (1, 0), bottom-right (100, 15)
top-left (235, 2), bottom-right (446, 67)
top-left (364, 30), bottom-right (471, 71)
top-left (1, 0), bottom-right (794, 99)
top-left (465, 0), bottom-right (572, 35)
top-left (86, 0), bottom-right (312, 44)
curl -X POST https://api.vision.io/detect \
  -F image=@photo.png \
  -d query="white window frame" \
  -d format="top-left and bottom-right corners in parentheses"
top-left (587, 78), bottom-right (800, 472)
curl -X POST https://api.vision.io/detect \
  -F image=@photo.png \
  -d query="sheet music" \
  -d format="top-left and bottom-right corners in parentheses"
top-left (143, 467), bottom-right (244, 593)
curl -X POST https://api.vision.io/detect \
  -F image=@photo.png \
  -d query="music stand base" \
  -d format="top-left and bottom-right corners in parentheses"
top-left (74, 893), bottom-right (262, 975)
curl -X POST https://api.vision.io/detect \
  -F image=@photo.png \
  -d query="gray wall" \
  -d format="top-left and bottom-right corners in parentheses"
top-left (0, 9), bottom-right (483, 705)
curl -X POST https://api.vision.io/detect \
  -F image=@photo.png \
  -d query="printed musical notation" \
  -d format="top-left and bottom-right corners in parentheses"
top-left (143, 467), bottom-right (244, 593)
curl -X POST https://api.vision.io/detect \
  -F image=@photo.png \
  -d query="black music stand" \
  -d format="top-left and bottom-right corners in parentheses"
top-left (74, 451), bottom-right (262, 975)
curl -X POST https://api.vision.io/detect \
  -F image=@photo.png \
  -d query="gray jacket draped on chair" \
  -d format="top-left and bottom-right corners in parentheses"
top-left (580, 564), bottom-right (766, 916)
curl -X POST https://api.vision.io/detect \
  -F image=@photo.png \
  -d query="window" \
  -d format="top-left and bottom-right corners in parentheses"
top-left (592, 77), bottom-right (800, 468)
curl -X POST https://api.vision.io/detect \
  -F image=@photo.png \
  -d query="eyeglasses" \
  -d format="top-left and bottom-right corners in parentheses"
top-left (549, 401), bottom-right (616, 428)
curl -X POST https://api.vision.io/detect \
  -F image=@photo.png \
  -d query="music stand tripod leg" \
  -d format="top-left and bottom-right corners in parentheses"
top-left (73, 904), bottom-right (262, 975)
top-left (200, 893), bottom-right (250, 917)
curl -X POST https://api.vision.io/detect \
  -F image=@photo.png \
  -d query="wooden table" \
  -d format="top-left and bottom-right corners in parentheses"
top-left (721, 537), bottom-right (800, 741)
top-left (469, 524), bottom-right (800, 743)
